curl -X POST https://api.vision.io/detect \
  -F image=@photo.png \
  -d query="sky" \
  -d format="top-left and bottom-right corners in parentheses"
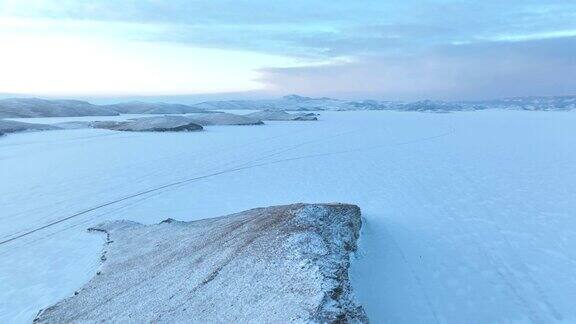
top-left (0, 0), bottom-right (576, 100)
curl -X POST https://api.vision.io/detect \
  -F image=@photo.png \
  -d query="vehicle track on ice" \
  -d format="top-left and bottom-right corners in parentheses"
top-left (0, 127), bottom-right (454, 248)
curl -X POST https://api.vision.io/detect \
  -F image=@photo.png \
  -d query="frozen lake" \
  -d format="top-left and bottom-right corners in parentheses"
top-left (1, 110), bottom-right (576, 323)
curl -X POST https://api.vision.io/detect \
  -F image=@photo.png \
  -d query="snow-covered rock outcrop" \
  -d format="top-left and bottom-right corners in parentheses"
top-left (91, 116), bottom-right (203, 132)
top-left (0, 120), bottom-right (59, 136)
top-left (34, 203), bottom-right (367, 323)
top-left (246, 110), bottom-right (318, 121)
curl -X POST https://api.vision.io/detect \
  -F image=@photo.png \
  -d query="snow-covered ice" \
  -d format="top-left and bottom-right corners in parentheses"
top-left (1, 110), bottom-right (576, 323)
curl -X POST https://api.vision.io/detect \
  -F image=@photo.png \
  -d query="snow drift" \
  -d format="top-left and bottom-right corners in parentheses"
top-left (34, 203), bottom-right (367, 323)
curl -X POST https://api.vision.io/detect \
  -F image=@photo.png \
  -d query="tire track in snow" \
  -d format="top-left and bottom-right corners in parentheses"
top-left (0, 127), bottom-right (354, 241)
top-left (0, 125), bottom-right (319, 235)
top-left (0, 128), bottom-right (454, 247)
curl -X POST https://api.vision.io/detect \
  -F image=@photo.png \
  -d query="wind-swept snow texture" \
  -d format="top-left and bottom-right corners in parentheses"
top-left (2, 111), bottom-right (576, 323)
top-left (35, 203), bottom-right (367, 323)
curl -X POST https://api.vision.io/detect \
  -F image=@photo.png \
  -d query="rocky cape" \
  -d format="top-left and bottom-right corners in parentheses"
top-left (34, 203), bottom-right (367, 323)
top-left (91, 116), bottom-right (203, 132)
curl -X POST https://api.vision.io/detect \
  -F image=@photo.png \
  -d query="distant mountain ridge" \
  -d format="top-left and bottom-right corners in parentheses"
top-left (102, 101), bottom-right (207, 114)
top-left (193, 95), bottom-right (353, 111)
top-left (0, 98), bottom-right (119, 118)
top-left (193, 94), bottom-right (576, 112)
top-left (472, 95), bottom-right (576, 111)
top-left (1, 94), bottom-right (575, 118)
top-left (0, 98), bottom-right (210, 118)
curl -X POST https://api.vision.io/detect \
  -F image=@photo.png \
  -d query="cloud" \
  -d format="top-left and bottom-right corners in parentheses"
top-left (2, 0), bottom-right (576, 97)
top-left (4, 1), bottom-right (576, 58)
top-left (261, 37), bottom-right (576, 100)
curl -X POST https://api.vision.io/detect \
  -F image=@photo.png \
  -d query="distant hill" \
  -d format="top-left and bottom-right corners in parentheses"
top-left (193, 95), bottom-right (356, 111)
top-left (0, 98), bottom-right (212, 118)
top-left (1, 95), bottom-right (574, 118)
top-left (475, 95), bottom-right (576, 111)
top-left (193, 95), bottom-right (483, 112)
top-left (245, 110), bottom-right (318, 121)
top-left (194, 94), bottom-right (576, 112)
top-left (0, 119), bottom-right (60, 136)
top-left (0, 98), bottom-right (119, 118)
top-left (103, 101), bottom-right (208, 114)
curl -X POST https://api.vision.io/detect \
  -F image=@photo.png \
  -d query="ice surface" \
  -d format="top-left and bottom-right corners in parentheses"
top-left (35, 203), bottom-right (366, 323)
top-left (1, 110), bottom-right (576, 323)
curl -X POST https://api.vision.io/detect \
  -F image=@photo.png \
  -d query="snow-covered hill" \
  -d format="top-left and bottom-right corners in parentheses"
top-left (193, 95), bottom-right (356, 111)
top-left (478, 95), bottom-right (576, 111)
top-left (0, 120), bottom-right (59, 136)
top-left (0, 99), bottom-right (211, 118)
top-left (192, 95), bottom-right (476, 112)
top-left (35, 203), bottom-right (367, 323)
top-left (103, 101), bottom-right (208, 114)
top-left (194, 94), bottom-right (576, 112)
top-left (0, 98), bottom-right (119, 118)
top-left (2, 95), bottom-right (575, 118)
